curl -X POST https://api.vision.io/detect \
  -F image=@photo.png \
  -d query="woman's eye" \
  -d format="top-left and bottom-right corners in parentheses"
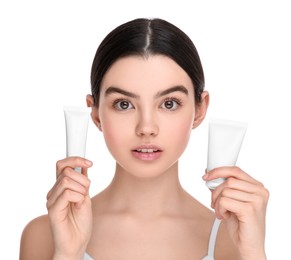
top-left (114, 100), bottom-right (133, 110)
top-left (161, 98), bottom-right (181, 111)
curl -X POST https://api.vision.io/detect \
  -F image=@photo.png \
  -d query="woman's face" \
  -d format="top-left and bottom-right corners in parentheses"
top-left (89, 55), bottom-right (208, 178)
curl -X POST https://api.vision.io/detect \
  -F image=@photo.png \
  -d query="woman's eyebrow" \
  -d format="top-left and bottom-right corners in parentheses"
top-left (105, 86), bottom-right (140, 98)
top-left (154, 85), bottom-right (189, 98)
top-left (104, 85), bottom-right (188, 99)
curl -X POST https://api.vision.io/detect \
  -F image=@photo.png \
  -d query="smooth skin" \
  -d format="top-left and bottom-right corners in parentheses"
top-left (20, 55), bottom-right (269, 260)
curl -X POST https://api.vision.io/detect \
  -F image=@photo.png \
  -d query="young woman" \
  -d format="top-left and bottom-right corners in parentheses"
top-left (20, 18), bottom-right (269, 260)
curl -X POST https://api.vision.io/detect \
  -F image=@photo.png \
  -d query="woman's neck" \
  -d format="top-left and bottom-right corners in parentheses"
top-left (102, 162), bottom-right (187, 218)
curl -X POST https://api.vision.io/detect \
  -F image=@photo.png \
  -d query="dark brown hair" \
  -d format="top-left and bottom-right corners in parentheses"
top-left (91, 18), bottom-right (205, 107)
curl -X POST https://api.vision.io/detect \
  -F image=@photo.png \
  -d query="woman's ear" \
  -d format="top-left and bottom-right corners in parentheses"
top-left (86, 94), bottom-right (102, 131)
top-left (192, 91), bottom-right (210, 129)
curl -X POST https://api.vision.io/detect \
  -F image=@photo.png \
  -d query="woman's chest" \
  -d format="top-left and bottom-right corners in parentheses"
top-left (86, 216), bottom-right (209, 259)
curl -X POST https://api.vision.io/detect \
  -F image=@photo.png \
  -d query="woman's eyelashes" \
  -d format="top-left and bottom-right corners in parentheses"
top-left (160, 97), bottom-right (182, 111)
top-left (111, 96), bottom-right (183, 112)
top-left (112, 98), bottom-right (133, 111)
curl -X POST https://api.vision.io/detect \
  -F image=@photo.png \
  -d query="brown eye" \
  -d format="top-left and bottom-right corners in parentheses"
top-left (161, 98), bottom-right (181, 111)
top-left (114, 100), bottom-right (133, 111)
top-left (164, 100), bottom-right (174, 109)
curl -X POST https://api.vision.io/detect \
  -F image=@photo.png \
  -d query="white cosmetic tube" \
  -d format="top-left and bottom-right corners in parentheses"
top-left (206, 118), bottom-right (248, 190)
top-left (64, 106), bottom-right (91, 173)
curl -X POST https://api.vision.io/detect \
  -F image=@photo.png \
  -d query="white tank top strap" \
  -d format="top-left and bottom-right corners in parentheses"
top-left (202, 218), bottom-right (222, 260)
top-left (83, 252), bottom-right (93, 260)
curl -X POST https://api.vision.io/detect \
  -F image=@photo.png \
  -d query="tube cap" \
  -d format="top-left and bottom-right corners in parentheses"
top-left (206, 178), bottom-right (226, 190)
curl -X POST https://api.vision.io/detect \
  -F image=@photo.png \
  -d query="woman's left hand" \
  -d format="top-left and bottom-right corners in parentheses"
top-left (203, 166), bottom-right (269, 260)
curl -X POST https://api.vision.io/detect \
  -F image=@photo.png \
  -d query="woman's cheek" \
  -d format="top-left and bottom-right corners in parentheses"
top-left (102, 119), bottom-right (130, 152)
top-left (165, 114), bottom-right (193, 138)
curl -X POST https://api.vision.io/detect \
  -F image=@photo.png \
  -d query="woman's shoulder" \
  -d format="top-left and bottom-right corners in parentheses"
top-left (20, 214), bottom-right (54, 260)
top-left (182, 192), bottom-right (240, 259)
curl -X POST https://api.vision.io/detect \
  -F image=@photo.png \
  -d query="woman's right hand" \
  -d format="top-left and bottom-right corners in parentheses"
top-left (46, 157), bottom-right (93, 259)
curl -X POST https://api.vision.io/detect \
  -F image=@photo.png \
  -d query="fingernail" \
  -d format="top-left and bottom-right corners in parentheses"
top-left (202, 173), bottom-right (209, 180)
top-left (85, 160), bottom-right (93, 166)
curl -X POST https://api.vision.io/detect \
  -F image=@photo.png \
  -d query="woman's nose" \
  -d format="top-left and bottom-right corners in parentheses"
top-left (135, 111), bottom-right (159, 137)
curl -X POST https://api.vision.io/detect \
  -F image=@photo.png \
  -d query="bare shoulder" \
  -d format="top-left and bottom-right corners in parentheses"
top-left (215, 220), bottom-right (240, 260)
top-left (20, 214), bottom-right (54, 260)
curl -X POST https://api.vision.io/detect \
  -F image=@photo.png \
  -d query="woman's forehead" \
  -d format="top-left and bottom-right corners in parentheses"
top-left (100, 55), bottom-right (194, 96)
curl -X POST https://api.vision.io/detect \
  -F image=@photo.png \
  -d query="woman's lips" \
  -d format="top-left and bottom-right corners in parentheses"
top-left (132, 145), bottom-right (162, 161)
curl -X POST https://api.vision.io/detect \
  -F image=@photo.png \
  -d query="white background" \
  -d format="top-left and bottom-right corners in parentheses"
top-left (1, 1), bottom-right (290, 258)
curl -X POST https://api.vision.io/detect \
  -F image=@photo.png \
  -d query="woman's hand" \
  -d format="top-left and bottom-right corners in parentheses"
top-left (46, 157), bottom-right (93, 259)
top-left (203, 166), bottom-right (269, 260)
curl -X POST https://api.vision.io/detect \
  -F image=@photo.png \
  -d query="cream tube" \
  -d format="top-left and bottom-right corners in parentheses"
top-left (206, 118), bottom-right (248, 190)
top-left (64, 106), bottom-right (91, 173)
